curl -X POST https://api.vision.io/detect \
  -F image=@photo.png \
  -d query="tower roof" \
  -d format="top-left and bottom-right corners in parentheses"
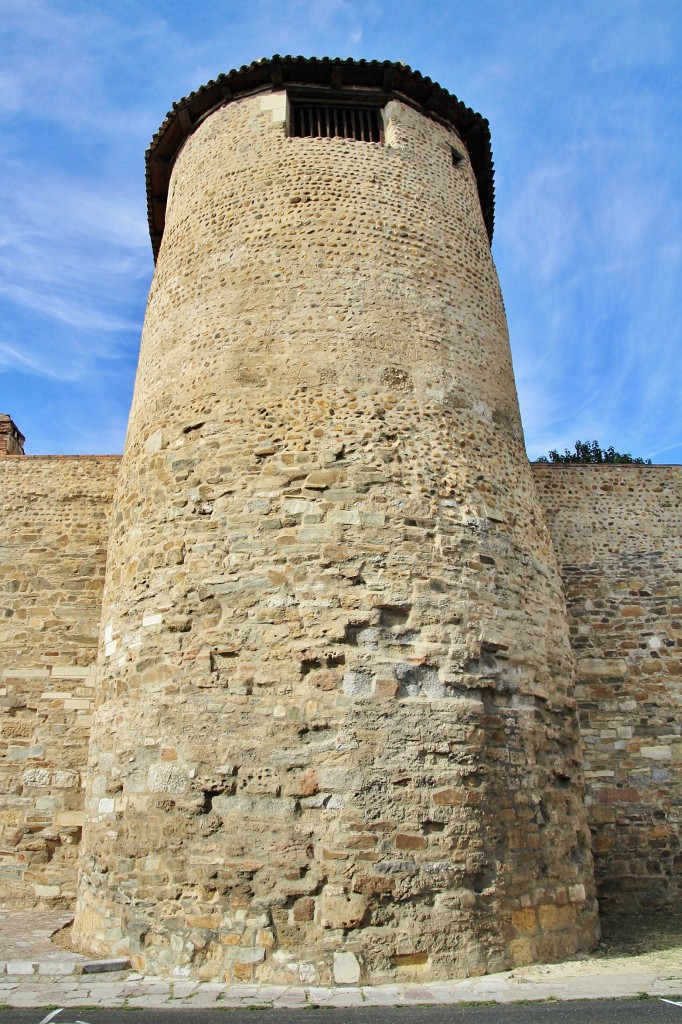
top-left (146, 56), bottom-right (495, 260)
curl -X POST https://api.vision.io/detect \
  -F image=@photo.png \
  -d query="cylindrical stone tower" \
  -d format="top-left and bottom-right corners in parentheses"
top-left (74, 57), bottom-right (599, 983)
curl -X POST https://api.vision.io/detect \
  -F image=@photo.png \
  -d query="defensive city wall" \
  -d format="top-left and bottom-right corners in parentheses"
top-left (0, 57), bottom-right (679, 984)
top-left (1, 455), bottom-right (679, 920)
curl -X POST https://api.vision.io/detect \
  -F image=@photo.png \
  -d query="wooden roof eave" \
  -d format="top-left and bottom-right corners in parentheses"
top-left (145, 56), bottom-right (495, 260)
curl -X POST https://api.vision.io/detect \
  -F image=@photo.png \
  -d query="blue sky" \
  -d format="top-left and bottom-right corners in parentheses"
top-left (1, 0), bottom-right (680, 461)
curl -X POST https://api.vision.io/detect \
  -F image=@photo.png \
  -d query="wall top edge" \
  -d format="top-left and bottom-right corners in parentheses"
top-left (532, 463), bottom-right (680, 470)
top-left (0, 454), bottom-right (122, 462)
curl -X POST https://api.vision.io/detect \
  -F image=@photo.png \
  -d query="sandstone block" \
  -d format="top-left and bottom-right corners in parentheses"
top-left (147, 763), bottom-right (190, 793)
top-left (53, 770), bottom-right (79, 788)
top-left (320, 891), bottom-right (367, 929)
top-left (512, 908), bottom-right (537, 934)
top-left (304, 470), bottom-right (342, 489)
top-left (538, 903), bottom-right (575, 930)
top-left (186, 914), bottom-right (221, 928)
top-left (0, 809), bottom-right (23, 825)
top-left (232, 947), bottom-right (266, 964)
top-left (432, 787), bottom-right (463, 806)
top-left (352, 875), bottom-right (395, 896)
top-left (333, 950), bottom-right (361, 985)
top-left (293, 897), bottom-right (315, 922)
top-left (56, 810), bottom-right (84, 827)
top-left (394, 951), bottom-right (428, 966)
top-left (33, 884), bottom-right (61, 899)
top-left (395, 833), bottom-right (427, 850)
top-left (639, 745), bottom-right (671, 760)
top-left (509, 938), bottom-right (535, 966)
top-left (297, 769), bottom-right (319, 796)
top-left (577, 659), bottom-right (627, 678)
top-left (23, 768), bottom-right (51, 787)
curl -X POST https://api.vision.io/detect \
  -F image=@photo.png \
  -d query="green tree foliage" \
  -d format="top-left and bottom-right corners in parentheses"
top-left (537, 440), bottom-right (652, 465)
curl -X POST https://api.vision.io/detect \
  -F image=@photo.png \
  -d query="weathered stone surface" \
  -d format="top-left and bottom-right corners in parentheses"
top-left (333, 950), bottom-right (361, 985)
top-left (0, 414), bottom-right (25, 455)
top-left (68, 76), bottom-right (597, 984)
top-left (0, 455), bottom-right (118, 907)
top-left (535, 464), bottom-right (682, 913)
top-left (319, 890), bottom-right (367, 929)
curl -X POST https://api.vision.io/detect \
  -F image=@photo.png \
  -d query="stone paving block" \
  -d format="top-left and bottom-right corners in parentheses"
top-left (457, 975), bottom-right (514, 994)
top-left (307, 986), bottom-right (334, 1002)
top-left (170, 979), bottom-right (200, 996)
top-left (124, 994), bottom-right (176, 1008)
top-left (400, 985), bottom-right (436, 1002)
top-left (180, 982), bottom-right (226, 1002)
top-left (273, 986), bottom-right (307, 1006)
top-left (81, 957), bottom-right (131, 974)
top-left (423, 984), bottom-right (469, 1003)
top-left (85, 973), bottom-right (133, 986)
top-left (181, 993), bottom-right (225, 1007)
top-left (319, 987), bottom-right (365, 1007)
top-left (227, 984), bottom-right (261, 998)
top-left (82, 983), bottom-right (128, 996)
top-left (2, 969), bottom-right (682, 1010)
top-left (134, 980), bottom-right (171, 992)
top-left (38, 961), bottom-right (78, 975)
top-left (6, 961), bottom-right (36, 975)
top-left (361, 985), bottom-right (404, 1005)
top-left (9, 991), bottom-right (53, 1006)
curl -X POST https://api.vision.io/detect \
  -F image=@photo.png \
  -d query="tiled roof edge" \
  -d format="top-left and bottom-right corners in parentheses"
top-left (145, 56), bottom-right (495, 259)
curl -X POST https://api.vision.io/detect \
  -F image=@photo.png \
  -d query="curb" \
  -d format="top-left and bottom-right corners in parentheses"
top-left (0, 963), bottom-right (681, 1009)
top-left (1, 959), bottom-right (130, 979)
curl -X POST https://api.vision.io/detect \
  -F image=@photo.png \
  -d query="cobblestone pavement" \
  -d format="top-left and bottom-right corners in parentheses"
top-left (1, 911), bottom-right (681, 1010)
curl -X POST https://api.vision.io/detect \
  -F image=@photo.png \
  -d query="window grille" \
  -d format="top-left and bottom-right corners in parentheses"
top-left (290, 103), bottom-right (383, 143)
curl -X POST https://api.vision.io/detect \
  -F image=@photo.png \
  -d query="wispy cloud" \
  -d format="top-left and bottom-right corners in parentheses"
top-left (0, 166), bottom-right (150, 382)
top-left (488, 1), bottom-right (682, 463)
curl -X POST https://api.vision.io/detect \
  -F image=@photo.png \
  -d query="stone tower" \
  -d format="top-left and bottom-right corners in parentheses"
top-left (73, 57), bottom-right (599, 983)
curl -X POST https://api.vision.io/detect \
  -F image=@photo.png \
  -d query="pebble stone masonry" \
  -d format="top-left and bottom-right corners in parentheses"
top-left (67, 57), bottom-right (600, 983)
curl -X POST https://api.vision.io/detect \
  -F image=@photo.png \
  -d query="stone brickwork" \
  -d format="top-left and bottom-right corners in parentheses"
top-left (0, 456), bottom-right (119, 907)
top-left (534, 465), bottom-right (682, 912)
top-left (0, 415), bottom-right (25, 456)
top-left (71, 68), bottom-right (598, 984)
top-left (0, 56), bottom-right (677, 987)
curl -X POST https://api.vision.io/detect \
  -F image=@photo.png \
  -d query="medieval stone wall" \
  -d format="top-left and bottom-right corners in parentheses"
top-left (534, 464), bottom-right (682, 913)
top-left (2, 459), bottom-right (679, 926)
top-left (1, 60), bottom-right (678, 986)
top-left (0, 456), bottom-right (119, 907)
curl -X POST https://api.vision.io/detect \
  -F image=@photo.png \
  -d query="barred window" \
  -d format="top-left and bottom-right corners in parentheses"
top-left (290, 102), bottom-right (383, 143)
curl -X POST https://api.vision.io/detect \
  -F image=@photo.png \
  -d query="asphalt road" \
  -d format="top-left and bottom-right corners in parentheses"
top-left (2, 1000), bottom-right (682, 1024)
